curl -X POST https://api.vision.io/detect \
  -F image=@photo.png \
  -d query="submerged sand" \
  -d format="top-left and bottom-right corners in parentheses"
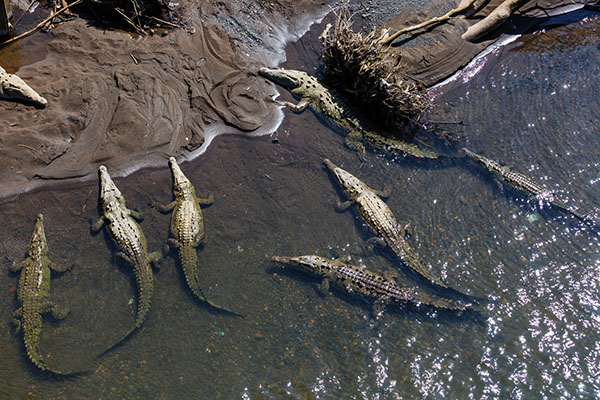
top-left (0, 0), bottom-right (588, 199)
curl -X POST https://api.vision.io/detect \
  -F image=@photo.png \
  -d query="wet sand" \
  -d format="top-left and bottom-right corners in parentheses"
top-left (0, 0), bottom-right (589, 201)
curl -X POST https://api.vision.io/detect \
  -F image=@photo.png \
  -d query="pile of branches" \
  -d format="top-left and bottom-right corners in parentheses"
top-left (320, 8), bottom-right (430, 134)
top-left (81, 0), bottom-right (178, 34)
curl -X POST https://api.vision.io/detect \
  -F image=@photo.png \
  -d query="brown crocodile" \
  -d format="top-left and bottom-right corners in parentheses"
top-left (462, 148), bottom-right (588, 222)
top-left (271, 255), bottom-right (468, 315)
top-left (258, 67), bottom-right (439, 160)
top-left (156, 157), bottom-right (241, 317)
top-left (11, 214), bottom-right (83, 375)
top-left (91, 166), bottom-right (161, 350)
top-left (323, 158), bottom-right (456, 289)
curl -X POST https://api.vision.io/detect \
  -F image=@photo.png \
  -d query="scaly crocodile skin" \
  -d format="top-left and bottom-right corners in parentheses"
top-left (271, 255), bottom-right (466, 311)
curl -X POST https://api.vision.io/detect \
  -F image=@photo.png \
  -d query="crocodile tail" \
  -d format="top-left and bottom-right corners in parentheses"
top-left (23, 310), bottom-right (89, 375)
top-left (180, 245), bottom-right (243, 318)
top-left (411, 292), bottom-right (469, 311)
top-left (389, 241), bottom-right (448, 288)
top-left (133, 259), bottom-right (154, 328)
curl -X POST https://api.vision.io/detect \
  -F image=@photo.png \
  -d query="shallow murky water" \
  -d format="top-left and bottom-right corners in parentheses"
top-left (1, 10), bottom-right (599, 399)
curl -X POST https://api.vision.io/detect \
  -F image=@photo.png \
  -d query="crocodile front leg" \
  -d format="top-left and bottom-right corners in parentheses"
top-left (335, 200), bottom-right (353, 212)
top-left (154, 201), bottom-right (176, 213)
top-left (46, 260), bottom-right (71, 273)
top-left (317, 278), bottom-right (330, 296)
top-left (129, 209), bottom-right (144, 221)
top-left (90, 218), bottom-right (105, 233)
top-left (9, 260), bottom-right (27, 272)
top-left (198, 194), bottom-right (214, 206)
top-left (275, 98), bottom-right (310, 113)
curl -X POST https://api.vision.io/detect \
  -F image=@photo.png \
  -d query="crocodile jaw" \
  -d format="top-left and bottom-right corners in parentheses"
top-left (271, 255), bottom-right (324, 275)
top-left (259, 67), bottom-right (302, 90)
top-left (168, 157), bottom-right (193, 194)
top-left (29, 214), bottom-right (47, 256)
top-left (323, 158), bottom-right (364, 199)
top-left (98, 165), bottom-right (122, 200)
top-left (0, 67), bottom-right (47, 107)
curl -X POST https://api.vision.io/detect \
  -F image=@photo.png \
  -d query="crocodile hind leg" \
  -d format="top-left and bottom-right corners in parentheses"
top-left (317, 279), bottom-right (330, 296)
top-left (12, 307), bottom-right (22, 333)
top-left (163, 238), bottom-right (179, 255)
top-left (344, 131), bottom-right (366, 162)
top-left (334, 200), bottom-right (353, 212)
top-left (148, 252), bottom-right (162, 270)
top-left (154, 201), bottom-right (175, 213)
top-left (41, 301), bottom-right (69, 320)
top-left (365, 237), bottom-right (387, 253)
top-left (90, 218), bottom-right (105, 233)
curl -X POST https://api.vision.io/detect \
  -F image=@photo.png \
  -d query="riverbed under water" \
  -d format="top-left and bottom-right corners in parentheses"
top-left (1, 10), bottom-right (599, 399)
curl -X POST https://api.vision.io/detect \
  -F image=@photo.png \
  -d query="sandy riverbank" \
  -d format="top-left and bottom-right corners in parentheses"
top-left (0, 0), bottom-right (589, 200)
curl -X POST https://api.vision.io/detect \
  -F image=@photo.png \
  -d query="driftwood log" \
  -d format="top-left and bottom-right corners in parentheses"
top-left (462, 0), bottom-right (529, 42)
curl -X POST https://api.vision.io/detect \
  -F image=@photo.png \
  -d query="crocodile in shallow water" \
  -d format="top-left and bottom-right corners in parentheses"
top-left (11, 214), bottom-right (83, 375)
top-left (258, 67), bottom-right (439, 160)
top-left (462, 148), bottom-right (588, 222)
top-left (91, 166), bottom-right (161, 351)
top-left (271, 255), bottom-right (468, 315)
top-left (156, 157), bottom-right (242, 317)
top-left (323, 158), bottom-right (457, 289)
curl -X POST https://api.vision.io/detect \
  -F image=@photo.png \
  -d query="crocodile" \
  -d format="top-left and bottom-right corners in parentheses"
top-left (323, 158), bottom-right (454, 289)
top-left (11, 214), bottom-right (80, 374)
top-left (258, 67), bottom-right (439, 160)
top-left (462, 148), bottom-right (588, 221)
top-left (1, 66), bottom-right (47, 107)
top-left (91, 166), bottom-right (161, 348)
top-left (156, 157), bottom-right (241, 317)
top-left (271, 255), bottom-right (468, 314)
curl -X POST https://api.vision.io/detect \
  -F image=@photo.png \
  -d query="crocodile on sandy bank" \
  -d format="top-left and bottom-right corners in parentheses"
top-left (462, 148), bottom-right (589, 222)
top-left (271, 255), bottom-right (468, 315)
top-left (258, 67), bottom-right (439, 160)
top-left (1, 66), bottom-right (47, 107)
top-left (91, 166), bottom-right (161, 351)
top-left (11, 214), bottom-right (83, 375)
top-left (323, 158), bottom-right (461, 290)
top-left (156, 157), bottom-right (242, 317)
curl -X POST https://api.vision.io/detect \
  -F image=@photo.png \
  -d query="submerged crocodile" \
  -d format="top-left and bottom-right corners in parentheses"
top-left (258, 67), bottom-right (439, 160)
top-left (1, 66), bottom-right (47, 107)
top-left (462, 148), bottom-right (588, 221)
top-left (11, 214), bottom-right (81, 374)
top-left (324, 158), bottom-right (454, 289)
top-left (91, 166), bottom-right (160, 348)
top-left (156, 157), bottom-right (241, 317)
top-left (271, 255), bottom-right (468, 314)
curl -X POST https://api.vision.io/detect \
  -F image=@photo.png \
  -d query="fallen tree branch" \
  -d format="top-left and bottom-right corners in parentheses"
top-left (462, 0), bottom-right (529, 42)
top-left (0, 0), bottom-right (82, 46)
top-left (378, 0), bottom-right (478, 45)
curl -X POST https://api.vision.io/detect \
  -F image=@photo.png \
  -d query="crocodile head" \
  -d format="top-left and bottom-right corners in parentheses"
top-left (98, 165), bottom-right (123, 208)
top-left (168, 157), bottom-right (194, 197)
top-left (271, 255), bottom-right (329, 277)
top-left (0, 67), bottom-right (48, 107)
top-left (259, 67), bottom-right (306, 90)
top-left (28, 214), bottom-right (47, 257)
top-left (323, 158), bottom-right (366, 200)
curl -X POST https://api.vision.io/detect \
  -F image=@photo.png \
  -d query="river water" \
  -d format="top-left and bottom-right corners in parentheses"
top-left (1, 10), bottom-right (599, 400)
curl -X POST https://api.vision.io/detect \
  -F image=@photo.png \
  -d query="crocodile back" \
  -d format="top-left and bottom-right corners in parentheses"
top-left (355, 191), bottom-right (401, 239)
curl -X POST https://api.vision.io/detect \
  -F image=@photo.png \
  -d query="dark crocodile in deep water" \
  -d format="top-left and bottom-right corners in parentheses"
top-left (323, 158), bottom-right (462, 290)
top-left (271, 255), bottom-right (469, 315)
top-left (462, 148), bottom-right (590, 222)
top-left (156, 157), bottom-right (242, 317)
top-left (91, 166), bottom-right (161, 352)
top-left (11, 214), bottom-right (83, 375)
top-left (258, 67), bottom-right (439, 160)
